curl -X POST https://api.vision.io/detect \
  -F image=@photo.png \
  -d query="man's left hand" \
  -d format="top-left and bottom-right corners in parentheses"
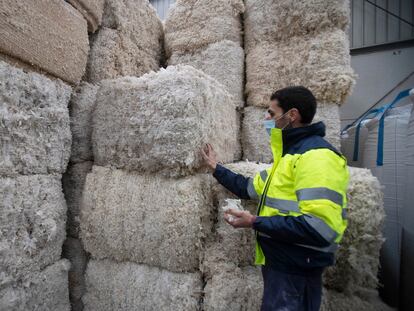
top-left (224, 209), bottom-right (256, 228)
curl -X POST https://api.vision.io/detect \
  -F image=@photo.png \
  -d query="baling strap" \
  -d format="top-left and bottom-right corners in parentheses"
top-left (303, 214), bottom-right (338, 243)
top-left (263, 197), bottom-right (300, 213)
top-left (296, 187), bottom-right (343, 206)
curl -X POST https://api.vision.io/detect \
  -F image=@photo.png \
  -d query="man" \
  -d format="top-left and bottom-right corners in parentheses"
top-left (201, 86), bottom-right (349, 311)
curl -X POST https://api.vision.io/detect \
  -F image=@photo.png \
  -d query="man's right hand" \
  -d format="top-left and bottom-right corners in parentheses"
top-left (201, 143), bottom-right (218, 171)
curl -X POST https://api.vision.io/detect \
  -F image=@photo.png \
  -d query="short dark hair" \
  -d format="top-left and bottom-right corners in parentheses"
top-left (270, 86), bottom-right (317, 124)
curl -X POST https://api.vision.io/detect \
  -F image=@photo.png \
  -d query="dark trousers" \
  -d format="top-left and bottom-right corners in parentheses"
top-left (261, 265), bottom-right (322, 311)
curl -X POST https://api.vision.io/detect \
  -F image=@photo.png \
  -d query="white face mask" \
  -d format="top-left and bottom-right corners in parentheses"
top-left (262, 110), bottom-right (291, 135)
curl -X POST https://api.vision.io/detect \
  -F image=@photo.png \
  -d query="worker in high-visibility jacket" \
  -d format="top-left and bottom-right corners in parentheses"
top-left (201, 86), bottom-right (349, 311)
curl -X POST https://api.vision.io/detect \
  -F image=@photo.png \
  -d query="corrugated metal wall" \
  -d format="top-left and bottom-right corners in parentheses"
top-left (150, 0), bottom-right (175, 20)
top-left (351, 0), bottom-right (414, 49)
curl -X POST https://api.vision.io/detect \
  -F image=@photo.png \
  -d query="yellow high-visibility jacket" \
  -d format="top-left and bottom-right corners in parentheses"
top-left (247, 122), bottom-right (349, 269)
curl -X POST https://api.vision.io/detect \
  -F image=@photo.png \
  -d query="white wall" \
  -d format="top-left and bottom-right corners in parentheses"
top-left (340, 45), bottom-right (414, 129)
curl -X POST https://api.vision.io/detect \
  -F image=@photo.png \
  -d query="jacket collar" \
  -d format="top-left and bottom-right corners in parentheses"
top-left (270, 122), bottom-right (326, 158)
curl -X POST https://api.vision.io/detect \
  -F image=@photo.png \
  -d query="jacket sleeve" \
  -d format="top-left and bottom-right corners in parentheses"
top-left (212, 164), bottom-right (252, 199)
top-left (252, 215), bottom-right (331, 247)
top-left (253, 149), bottom-right (349, 247)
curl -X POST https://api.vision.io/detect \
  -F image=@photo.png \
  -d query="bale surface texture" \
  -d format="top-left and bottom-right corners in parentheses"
top-left (67, 0), bottom-right (105, 33)
top-left (0, 174), bottom-right (66, 288)
top-left (93, 65), bottom-right (240, 177)
top-left (0, 61), bottom-right (71, 176)
top-left (80, 166), bottom-right (213, 272)
top-left (203, 265), bottom-right (263, 311)
top-left (63, 161), bottom-right (93, 238)
top-left (0, 0), bottom-right (88, 84)
top-left (69, 83), bottom-right (98, 163)
top-left (83, 259), bottom-right (202, 311)
top-left (168, 40), bottom-right (244, 106)
top-left (0, 260), bottom-right (70, 311)
top-left (323, 167), bottom-right (385, 295)
top-left (164, 0), bottom-right (244, 56)
top-left (86, 0), bottom-right (163, 82)
top-left (244, 0), bottom-right (350, 52)
top-left (246, 30), bottom-right (355, 107)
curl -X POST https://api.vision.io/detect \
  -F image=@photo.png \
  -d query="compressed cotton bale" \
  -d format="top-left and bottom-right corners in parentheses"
top-left (93, 65), bottom-right (241, 177)
top-left (85, 0), bottom-right (163, 82)
top-left (101, 0), bottom-right (163, 58)
top-left (0, 260), bottom-right (70, 311)
top-left (80, 166), bottom-right (214, 272)
top-left (203, 199), bottom-right (256, 277)
top-left (62, 238), bottom-right (88, 311)
top-left (313, 103), bottom-right (341, 150)
top-left (83, 259), bottom-right (202, 311)
top-left (204, 162), bottom-right (271, 277)
top-left (63, 162), bottom-right (93, 238)
top-left (321, 288), bottom-right (393, 311)
top-left (164, 0), bottom-right (244, 57)
top-left (0, 61), bottom-right (71, 176)
top-left (203, 264), bottom-right (263, 311)
top-left (242, 106), bottom-right (273, 163)
top-left (67, 0), bottom-right (105, 33)
top-left (244, 0), bottom-right (350, 53)
top-left (86, 27), bottom-right (161, 83)
top-left (323, 167), bottom-right (385, 295)
top-left (168, 40), bottom-right (244, 107)
top-left (69, 83), bottom-right (98, 163)
top-left (0, 174), bottom-right (67, 288)
top-left (246, 30), bottom-right (355, 107)
top-left (0, 0), bottom-right (88, 84)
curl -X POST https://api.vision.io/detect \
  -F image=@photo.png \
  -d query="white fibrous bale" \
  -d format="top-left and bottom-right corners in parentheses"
top-left (0, 1), bottom-right (89, 84)
top-left (63, 162), bottom-right (93, 239)
top-left (324, 167), bottom-right (385, 295)
top-left (80, 166), bottom-right (214, 272)
top-left (242, 106), bottom-right (274, 163)
top-left (313, 103), bottom-right (341, 150)
top-left (204, 162), bottom-right (271, 277)
top-left (92, 65), bottom-right (240, 177)
top-left (62, 238), bottom-right (88, 311)
top-left (321, 288), bottom-right (394, 311)
top-left (0, 61), bottom-right (71, 176)
top-left (246, 30), bottom-right (355, 107)
top-left (0, 174), bottom-right (67, 288)
top-left (69, 83), bottom-right (98, 163)
top-left (168, 40), bottom-right (245, 107)
top-left (83, 259), bottom-right (202, 311)
top-left (67, 0), bottom-right (105, 33)
top-left (86, 27), bottom-right (161, 82)
top-left (164, 0), bottom-right (244, 56)
top-left (86, 0), bottom-right (163, 82)
top-left (0, 260), bottom-right (71, 311)
top-left (203, 264), bottom-right (263, 311)
top-left (244, 0), bottom-right (350, 52)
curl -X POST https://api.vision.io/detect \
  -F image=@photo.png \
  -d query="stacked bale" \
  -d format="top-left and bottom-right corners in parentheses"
top-left (80, 65), bottom-right (240, 310)
top-left (242, 0), bottom-right (355, 161)
top-left (204, 162), bottom-right (389, 310)
top-left (63, 3), bottom-right (164, 308)
top-left (67, 0), bottom-right (105, 33)
top-left (0, 0), bottom-right (89, 84)
top-left (86, 0), bottom-right (164, 83)
top-left (0, 60), bottom-right (72, 309)
top-left (165, 0), bottom-right (245, 106)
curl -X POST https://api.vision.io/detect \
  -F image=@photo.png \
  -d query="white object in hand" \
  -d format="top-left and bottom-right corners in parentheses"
top-left (221, 199), bottom-right (243, 222)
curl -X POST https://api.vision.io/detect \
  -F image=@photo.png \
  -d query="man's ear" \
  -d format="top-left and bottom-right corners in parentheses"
top-left (290, 108), bottom-right (300, 123)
